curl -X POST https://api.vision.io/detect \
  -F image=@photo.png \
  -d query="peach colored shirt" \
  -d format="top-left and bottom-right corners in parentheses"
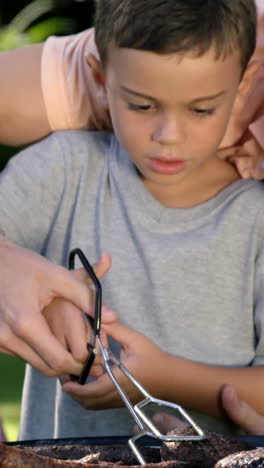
top-left (42, 28), bottom-right (111, 132)
top-left (41, 2), bottom-right (264, 147)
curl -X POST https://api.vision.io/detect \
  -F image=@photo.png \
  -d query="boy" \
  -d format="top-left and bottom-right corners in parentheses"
top-left (40, 0), bottom-right (264, 179)
top-left (0, 2), bottom-right (264, 378)
top-left (0, 0), bottom-right (262, 179)
top-left (1, 0), bottom-right (263, 440)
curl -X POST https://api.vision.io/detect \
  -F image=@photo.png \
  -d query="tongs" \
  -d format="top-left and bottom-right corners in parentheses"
top-left (69, 248), bottom-right (206, 465)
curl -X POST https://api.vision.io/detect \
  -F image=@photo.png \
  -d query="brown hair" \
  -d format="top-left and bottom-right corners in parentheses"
top-left (94, 0), bottom-right (256, 73)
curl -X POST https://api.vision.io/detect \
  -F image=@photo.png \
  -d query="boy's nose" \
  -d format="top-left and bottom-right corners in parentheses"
top-left (151, 114), bottom-right (186, 145)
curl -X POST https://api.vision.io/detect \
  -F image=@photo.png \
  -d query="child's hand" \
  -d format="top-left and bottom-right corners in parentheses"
top-left (62, 321), bottom-right (168, 410)
top-left (43, 253), bottom-right (117, 378)
top-left (221, 384), bottom-right (264, 435)
top-left (218, 59), bottom-right (264, 179)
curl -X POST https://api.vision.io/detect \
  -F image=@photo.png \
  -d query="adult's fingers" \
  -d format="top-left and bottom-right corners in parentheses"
top-left (93, 253), bottom-right (112, 279)
top-left (218, 136), bottom-right (264, 180)
top-left (65, 254), bottom-right (117, 322)
top-left (233, 138), bottom-right (264, 179)
top-left (47, 265), bottom-right (92, 314)
top-left (43, 297), bottom-right (90, 364)
top-left (220, 61), bottom-right (264, 149)
top-left (2, 312), bottom-right (84, 377)
top-left (70, 253), bottom-right (112, 285)
top-left (43, 252), bottom-right (112, 312)
top-left (221, 384), bottom-right (264, 435)
top-left (0, 328), bottom-right (83, 377)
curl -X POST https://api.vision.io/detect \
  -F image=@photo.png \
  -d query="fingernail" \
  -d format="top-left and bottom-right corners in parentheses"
top-left (102, 305), bottom-right (116, 316)
top-left (241, 170), bottom-right (251, 179)
top-left (257, 161), bottom-right (264, 170)
top-left (102, 305), bottom-right (110, 314)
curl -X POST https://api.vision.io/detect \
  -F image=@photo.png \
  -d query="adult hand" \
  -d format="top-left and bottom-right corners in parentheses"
top-left (218, 60), bottom-right (264, 179)
top-left (62, 321), bottom-right (167, 410)
top-left (44, 254), bottom-right (117, 380)
top-left (0, 235), bottom-right (113, 377)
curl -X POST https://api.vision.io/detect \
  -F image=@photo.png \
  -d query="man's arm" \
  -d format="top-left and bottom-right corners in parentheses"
top-left (0, 235), bottom-right (116, 377)
top-left (0, 43), bottom-right (51, 146)
top-left (0, 234), bottom-right (89, 376)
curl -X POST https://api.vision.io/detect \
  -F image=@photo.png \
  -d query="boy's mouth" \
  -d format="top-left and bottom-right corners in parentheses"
top-left (148, 157), bottom-right (186, 175)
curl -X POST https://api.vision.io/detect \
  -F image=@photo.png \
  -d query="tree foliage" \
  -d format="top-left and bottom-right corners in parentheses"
top-left (0, 0), bottom-right (76, 51)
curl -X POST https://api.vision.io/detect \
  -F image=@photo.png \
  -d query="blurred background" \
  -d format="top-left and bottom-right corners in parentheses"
top-left (0, 0), bottom-right (95, 171)
top-left (0, 0), bottom-right (94, 36)
top-left (0, 0), bottom-right (94, 441)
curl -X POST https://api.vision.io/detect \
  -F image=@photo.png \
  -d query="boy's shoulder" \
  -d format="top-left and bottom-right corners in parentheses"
top-left (235, 179), bottom-right (264, 219)
top-left (31, 129), bottom-right (117, 172)
top-left (49, 129), bottom-right (114, 155)
top-left (235, 178), bottom-right (264, 200)
top-left (7, 130), bottom-right (118, 187)
top-left (243, 179), bottom-right (264, 198)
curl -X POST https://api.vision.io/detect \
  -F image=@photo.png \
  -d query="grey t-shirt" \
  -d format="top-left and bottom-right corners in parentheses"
top-left (0, 130), bottom-right (264, 439)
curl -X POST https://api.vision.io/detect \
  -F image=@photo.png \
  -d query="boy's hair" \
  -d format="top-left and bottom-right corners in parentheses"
top-left (94, 0), bottom-right (256, 73)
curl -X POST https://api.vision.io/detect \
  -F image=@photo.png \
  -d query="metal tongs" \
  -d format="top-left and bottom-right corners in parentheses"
top-left (69, 248), bottom-right (205, 465)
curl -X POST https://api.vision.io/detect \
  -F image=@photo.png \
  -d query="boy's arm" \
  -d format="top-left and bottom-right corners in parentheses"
top-left (0, 44), bottom-right (51, 146)
top-left (139, 384), bottom-right (264, 435)
top-left (63, 322), bottom-right (264, 420)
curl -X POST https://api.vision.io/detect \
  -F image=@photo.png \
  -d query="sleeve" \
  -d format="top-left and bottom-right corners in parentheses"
top-left (41, 28), bottom-right (111, 132)
top-left (253, 245), bottom-right (264, 366)
top-left (0, 133), bottom-right (66, 253)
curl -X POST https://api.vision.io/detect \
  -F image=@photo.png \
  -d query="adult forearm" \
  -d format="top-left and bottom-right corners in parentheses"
top-left (0, 235), bottom-right (89, 375)
top-left (0, 44), bottom-right (51, 146)
top-left (161, 354), bottom-right (264, 419)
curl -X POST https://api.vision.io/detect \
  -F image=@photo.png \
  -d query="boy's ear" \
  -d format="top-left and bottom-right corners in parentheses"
top-left (87, 53), bottom-right (106, 85)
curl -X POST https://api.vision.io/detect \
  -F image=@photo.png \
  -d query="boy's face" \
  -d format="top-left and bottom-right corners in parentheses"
top-left (100, 45), bottom-right (242, 205)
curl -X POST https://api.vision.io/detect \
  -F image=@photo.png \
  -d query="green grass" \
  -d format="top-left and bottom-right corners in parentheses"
top-left (0, 354), bottom-right (25, 441)
top-left (0, 147), bottom-right (25, 441)
top-left (0, 145), bottom-right (18, 171)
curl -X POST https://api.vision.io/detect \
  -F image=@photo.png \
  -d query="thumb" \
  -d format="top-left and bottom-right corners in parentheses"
top-left (93, 252), bottom-right (112, 279)
top-left (50, 266), bottom-right (91, 313)
top-left (69, 253), bottom-right (112, 285)
top-left (221, 384), bottom-right (264, 435)
top-left (103, 321), bottom-right (141, 348)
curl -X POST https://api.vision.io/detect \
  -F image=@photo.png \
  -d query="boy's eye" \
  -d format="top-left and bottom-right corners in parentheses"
top-left (192, 107), bottom-right (215, 117)
top-left (127, 103), bottom-right (153, 112)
